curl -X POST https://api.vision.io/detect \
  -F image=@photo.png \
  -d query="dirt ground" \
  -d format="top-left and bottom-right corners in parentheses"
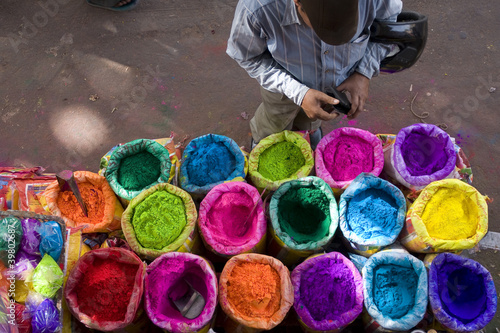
top-left (1, 0), bottom-right (499, 331)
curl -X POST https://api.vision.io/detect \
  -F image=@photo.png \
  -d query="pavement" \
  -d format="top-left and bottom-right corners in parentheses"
top-left (1, 0), bottom-right (499, 331)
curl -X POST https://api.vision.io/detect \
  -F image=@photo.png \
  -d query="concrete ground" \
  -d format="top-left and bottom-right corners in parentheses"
top-left (1, 0), bottom-right (499, 331)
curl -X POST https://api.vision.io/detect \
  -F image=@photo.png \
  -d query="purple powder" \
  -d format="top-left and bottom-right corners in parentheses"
top-left (400, 131), bottom-right (449, 176)
top-left (20, 218), bottom-right (41, 255)
top-left (299, 257), bottom-right (357, 321)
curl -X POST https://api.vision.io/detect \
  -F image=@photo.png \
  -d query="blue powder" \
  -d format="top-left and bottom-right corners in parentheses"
top-left (373, 264), bottom-right (418, 319)
top-left (186, 142), bottom-right (236, 186)
top-left (438, 264), bottom-right (487, 323)
top-left (346, 188), bottom-right (398, 240)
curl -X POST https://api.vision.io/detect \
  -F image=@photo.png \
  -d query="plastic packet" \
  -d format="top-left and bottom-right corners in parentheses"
top-left (32, 298), bottom-right (60, 333)
top-left (38, 222), bottom-right (63, 262)
top-left (32, 254), bottom-right (63, 298)
top-left (0, 216), bottom-right (23, 265)
top-left (13, 250), bottom-right (40, 280)
top-left (20, 218), bottom-right (41, 256)
top-left (15, 302), bottom-right (32, 333)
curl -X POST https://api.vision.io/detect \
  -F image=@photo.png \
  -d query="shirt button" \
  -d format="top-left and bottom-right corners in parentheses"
top-left (325, 69), bottom-right (330, 73)
top-left (324, 50), bottom-right (329, 55)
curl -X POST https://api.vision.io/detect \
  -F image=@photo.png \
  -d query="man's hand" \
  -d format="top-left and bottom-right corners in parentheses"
top-left (337, 72), bottom-right (370, 119)
top-left (301, 89), bottom-right (341, 121)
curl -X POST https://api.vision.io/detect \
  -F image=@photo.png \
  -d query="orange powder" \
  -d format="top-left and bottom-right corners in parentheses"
top-left (57, 182), bottom-right (105, 225)
top-left (226, 262), bottom-right (281, 318)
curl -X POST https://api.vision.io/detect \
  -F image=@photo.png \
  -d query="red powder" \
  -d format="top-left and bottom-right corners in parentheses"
top-left (75, 258), bottom-right (138, 322)
top-left (57, 182), bottom-right (105, 225)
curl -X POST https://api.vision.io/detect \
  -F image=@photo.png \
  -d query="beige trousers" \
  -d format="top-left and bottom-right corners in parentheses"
top-left (249, 87), bottom-right (322, 142)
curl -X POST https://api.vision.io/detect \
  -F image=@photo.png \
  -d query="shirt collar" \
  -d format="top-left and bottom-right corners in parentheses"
top-left (282, 0), bottom-right (301, 26)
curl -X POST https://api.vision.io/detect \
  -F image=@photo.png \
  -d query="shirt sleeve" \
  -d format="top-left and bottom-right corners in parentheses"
top-left (226, 2), bottom-right (309, 106)
top-left (355, 0), bottom-right (403, 79)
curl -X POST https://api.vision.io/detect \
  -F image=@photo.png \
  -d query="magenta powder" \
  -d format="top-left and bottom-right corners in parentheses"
top-left (400, 132), bottom-right (449, 176)
top-left (206, 191), bottom-right (258, 247)
top-left (299, 257), bottom-right (357, 321)
top-left (324, 136), bottom-right (374, 181)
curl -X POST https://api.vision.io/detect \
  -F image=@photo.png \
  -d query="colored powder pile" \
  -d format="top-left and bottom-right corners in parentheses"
top-left (76, 258), bottom-right (138, 322)
top-left (227, 262), bottom-right (281, 318)
top-left (323, 136), bottom-right (374, 181)
top-left (186, 142), bottom-right (236, 186)
top-left (132, 191), bottom-right (186, 250)
top-left (346, 188), bottom-right (398, 241)
top-left (57, 182), bottom-right (105, 224)
top-left (400, 132), bottom-right (448, 176)
top-left (421, 188), bottom-right (478, 240)
top-left (118, 151), bottom-right (161, 191)
top-left (299, 258), bottom-right (356, 321)
top-left (373, 264), bottom-right (418, 319)
top-left (207, 191), bottom-right (256, 247)
top-left (437, 263), bottom-right (486, 323)
top-left (258, 141), bottom-right (305, 181)
top-left (147, 258), bottom-right (208, 320)
top-left (277, 186), bottom-right (330, 244)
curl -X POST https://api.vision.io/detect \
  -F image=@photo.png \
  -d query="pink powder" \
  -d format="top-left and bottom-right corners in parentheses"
top-left (323, 136), bottom-right (374, 181)
top-left (206, 191), bottom-right (259, 247)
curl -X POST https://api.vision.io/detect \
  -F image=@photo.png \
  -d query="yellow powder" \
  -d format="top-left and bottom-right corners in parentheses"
top-left (421, 188), bottom-right (478, 240)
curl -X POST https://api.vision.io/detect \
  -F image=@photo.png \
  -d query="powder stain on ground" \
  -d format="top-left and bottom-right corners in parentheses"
top-left (421, 188), bottom-right (478, 240)
top-left (57, 182), bottom-right (105, 224)
top-left (207, 191), bottom-right (255, 246)
top-left (373, 264), bottom-right (418, 319)
top-left (76, 258), bottom-right (138, 322)
top-left (227, 262), bottom-right (281, 318)
top-left (132, 190), bottom-right (186, 250)
top-left (186, 142), bottom-right (236, 186)
top-left (258, 141), bottom-right (305, 181)
top-left (118, 151), bottom-right (161, 191)
top-left (401, 132), bottom-right (448, 176)
top-left (300, 258), bottom-right (356, 321)
top-left (346, 188), bottom-right (398, 240)
top-left (324, 136), bottom-right (374, 181)
top-left (277, 186), bottom-right (330, 244)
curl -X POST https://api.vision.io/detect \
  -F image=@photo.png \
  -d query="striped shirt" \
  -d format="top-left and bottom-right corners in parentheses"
top-left (226, 0), bottom-right (402, 106)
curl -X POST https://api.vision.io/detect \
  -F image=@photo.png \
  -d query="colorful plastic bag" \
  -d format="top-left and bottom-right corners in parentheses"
top-left (339, 173), bottom-right (406, 257)
top-left (32, 298), bottom-right (60, 333)
top-left (31, 254), bottom-right (63, 299)
top-left (180, 134), bottom-right (248, 197)
top-left (0, 216), bottom-right (23, 266)
top-left (428, 252), bottom-right (497, 332)
top-left (121, 183), bottom-right (200, 261)
top-left (315, 127), bottom-right (384, 195)
top-left (20, 218), bottom-right (41, 256)
top-left (198, 181), bottom-right (266, 257)
top-left (38, 221), bottom-right (63, 262)
top-left (362, 251), bottom-right (428, 331)
top-left (248, 131), bottom-right (314, 193)
top-left (267, 176), bottom-right (338, 266)
top-left (400, 179), bottom-right (488, 253)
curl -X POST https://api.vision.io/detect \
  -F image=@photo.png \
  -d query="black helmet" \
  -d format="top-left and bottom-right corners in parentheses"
top-left (370, 11), bottom-right (428, 73)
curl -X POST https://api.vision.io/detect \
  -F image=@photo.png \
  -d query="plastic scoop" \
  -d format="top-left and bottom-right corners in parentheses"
top-left (170, 280), bottom-right (206, 319)
top-left (56, 170), bottom-right (88, 217)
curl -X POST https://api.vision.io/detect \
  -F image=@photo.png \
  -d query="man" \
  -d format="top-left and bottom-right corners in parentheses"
top-left (227, 0), bottom-right (402, 148)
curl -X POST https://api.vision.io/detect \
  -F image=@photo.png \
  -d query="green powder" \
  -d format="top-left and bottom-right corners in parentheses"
top-left (118, 151), bottom-right (161, 191)
top-left (277, 186), bottom-right (331, 244)
top-left (258, 142), bottom-right (305, 181)
top-left (132, 190), bottom-right (186, 250)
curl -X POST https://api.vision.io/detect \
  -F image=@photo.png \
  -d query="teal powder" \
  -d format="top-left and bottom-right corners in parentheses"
top-left (373, 264), bottom-right (418, 319)
top-left (346, 188), bottom-right (398, 240)
top-left (186, 142), bottom-right (236, 186)
top-left (277, 186), bottom-right (330, 244)
top-left (299, 258), bottom-right (357, 321)
top-left (118, 151), bottom-right (161, 191)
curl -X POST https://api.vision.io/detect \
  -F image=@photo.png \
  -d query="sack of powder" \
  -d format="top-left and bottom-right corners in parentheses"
top-left (380, 124), bottom-right (466, 191)
top-left (121, 183), bottom-right (200, 261)
top-left (198, 181), bottom-right (267, 257)
top-left (291, 252), bottom-right (364, 332)
top-left (267, 176), bottom-right (338, 267)
top-left (315, 127), bottom-right (384, 196)
top-left (362, 251), bottom-right (428, 331)
top-left (339, 173), bottom-right (406, 257)
top-left (145, 252), bottom-right (218, 333)
top-left (64, 248), bottom-right (146, 331)
top-left (428, 252), bottom-right (497, 332)
top-left (400, 178), bottom-right (488, 253)
top-left (219, 253), bottom-right (294, 331)
top-left (180, 134), bottom-right (248, 198)
top-left (42, 171), bottom-right (123, 233)
top-left (248, 130), bottom-right (314, 193)
top-left (104, 138), bottom-right (174, 202)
